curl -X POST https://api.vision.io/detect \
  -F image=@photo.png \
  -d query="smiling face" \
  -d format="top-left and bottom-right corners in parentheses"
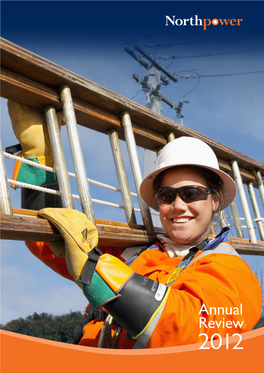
top-left (158, 167), bottom-right (219, 246)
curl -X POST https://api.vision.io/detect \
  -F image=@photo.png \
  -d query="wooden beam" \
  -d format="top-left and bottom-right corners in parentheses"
top-left (1, 211), bottom-right (264, 255)
top-left (0, 212), bottom-right (156, 247)
top-left (1, 68), bottom-right (61, 110)
top-left (229, 238), bottom-right (264, 256)
top-left (218, 159), bottom-right (256, 183)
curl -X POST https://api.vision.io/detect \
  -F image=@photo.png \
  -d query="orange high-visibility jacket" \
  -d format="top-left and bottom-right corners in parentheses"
top-left (26, 238), bottom-right (262, 348)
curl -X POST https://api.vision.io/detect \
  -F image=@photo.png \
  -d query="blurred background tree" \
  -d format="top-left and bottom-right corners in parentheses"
top-left (0, 311), bottom-right (84, 343)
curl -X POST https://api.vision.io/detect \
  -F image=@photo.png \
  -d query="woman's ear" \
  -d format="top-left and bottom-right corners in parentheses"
top-left (212, 194), bottom-right (220, 213)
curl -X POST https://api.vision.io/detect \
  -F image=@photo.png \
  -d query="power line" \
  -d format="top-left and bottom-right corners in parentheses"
top-left (130, 89), bottom-right (143, 100)
top-left (153, 32), bottom-right (260, 49)
top-left (182, 72), bottom-right (201, 98)
top-left (198, 70), bottom-right (264, 78)
top-left (160, 47), bottom-right (264, 60)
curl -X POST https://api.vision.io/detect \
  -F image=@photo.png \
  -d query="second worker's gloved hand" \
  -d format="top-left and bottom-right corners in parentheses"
top-left (38, 208), bottom-right (98, 288)
top-left (8, 100), bottom-right (65, 187)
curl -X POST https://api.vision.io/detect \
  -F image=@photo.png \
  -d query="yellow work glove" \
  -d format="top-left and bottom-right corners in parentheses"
top-left (38, 208), bottom-right (98, 287)
top-left (8, 100), bottom-right (65, 187)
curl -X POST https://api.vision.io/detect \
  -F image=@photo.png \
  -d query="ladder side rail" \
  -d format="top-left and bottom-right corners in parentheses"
top-left (218, 210), bottom-right (228, 230)
top-left (120, 111), bottom-right (153, 232)
top-left (230, 200), bottom-right (244, 238)
top-left (108, 129), bottom-right (137, 225)
top-left (231, 160), bottom-right (257, 243)
top-left (60, 85), bottom-right (95, 223)
top-left (0, 136), bottom-right (13, 215)
top-left (247, 182), bottom-right (264, 241)
top-left (210, 220), bottom-right (217, 235)
top-left (44, 105), bottom-right (74, 209)
top-left (143, 148), bottom-right (161, 228)
top-left (218, 210), bottom-right (232, 240)
top-left (252, 169), bottom-right (264, 209)
top-left (146, 131), bottom-right (175, 228)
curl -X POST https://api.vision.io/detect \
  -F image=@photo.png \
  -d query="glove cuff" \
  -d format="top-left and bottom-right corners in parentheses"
top-left (14, 157), bottom-right (57, 186)
top-left (82, 254), bottom-right (134, 308)
top-left (82, 254), bottom-right (170, 339)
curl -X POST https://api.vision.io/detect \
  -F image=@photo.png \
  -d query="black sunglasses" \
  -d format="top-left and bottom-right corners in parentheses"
top-left (156, 185), bottom-right (212, 205)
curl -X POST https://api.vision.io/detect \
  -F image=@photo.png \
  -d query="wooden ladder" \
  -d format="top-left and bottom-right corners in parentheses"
top-left (1, 37), bottom-right (264, 255)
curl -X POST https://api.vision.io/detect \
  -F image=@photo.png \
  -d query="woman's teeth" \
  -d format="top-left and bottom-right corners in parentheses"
top-left (172, 218), bottom-right (191, 223)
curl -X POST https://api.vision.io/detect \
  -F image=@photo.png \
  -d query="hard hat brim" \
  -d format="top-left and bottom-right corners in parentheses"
top-left (140, 163), bottom-right (237, 211)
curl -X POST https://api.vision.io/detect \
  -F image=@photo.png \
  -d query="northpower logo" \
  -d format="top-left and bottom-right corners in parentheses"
top-left (165, 15), bottom-right (243, 30)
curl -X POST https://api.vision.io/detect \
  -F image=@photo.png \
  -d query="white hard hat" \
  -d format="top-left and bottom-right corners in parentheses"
top-left (140, 136), bottom-right (236, 211)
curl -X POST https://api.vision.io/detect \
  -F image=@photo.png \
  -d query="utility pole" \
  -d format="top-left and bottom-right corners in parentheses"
top-left (125, 43), bottom-right (186, 227)
top-left (143, 59), bottom-right (162, 227)
top-left (145, 60), bottom-right (162, 114)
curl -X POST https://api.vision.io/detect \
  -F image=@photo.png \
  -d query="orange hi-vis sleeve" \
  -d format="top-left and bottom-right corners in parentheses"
top-left (25, 242), bottom-right (125, 281)
top-left (26, 241), bottom-right (73, 281)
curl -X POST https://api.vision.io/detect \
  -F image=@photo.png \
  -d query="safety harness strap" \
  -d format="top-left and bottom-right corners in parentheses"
top-left (166, 227), bottom-right (230, 285)
top-left (80, 247), bottom-right (101, 286)
top-left (166, 238), bottom-right (209, 285)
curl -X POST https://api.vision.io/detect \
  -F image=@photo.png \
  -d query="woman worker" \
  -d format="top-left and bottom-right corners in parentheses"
top-left (8, 101), bottom-right (262, 349)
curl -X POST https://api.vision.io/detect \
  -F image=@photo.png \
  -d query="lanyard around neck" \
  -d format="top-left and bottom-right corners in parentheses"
top-left (166, 238), bottom-right (209, 285)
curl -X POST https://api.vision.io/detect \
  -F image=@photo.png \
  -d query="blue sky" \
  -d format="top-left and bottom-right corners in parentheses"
top-left (1, 1), bottom-right (264, 325)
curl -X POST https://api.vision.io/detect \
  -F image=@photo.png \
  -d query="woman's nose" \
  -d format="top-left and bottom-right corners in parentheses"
top-left (171, 194), bottom-right (187, 212)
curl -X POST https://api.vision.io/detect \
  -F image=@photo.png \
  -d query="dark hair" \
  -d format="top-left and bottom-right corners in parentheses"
top-left (153, 165), bottom-right (224, 211)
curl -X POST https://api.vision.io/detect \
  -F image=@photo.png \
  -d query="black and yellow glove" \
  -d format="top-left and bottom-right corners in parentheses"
top-left (38, 208), bottom-right (98, 287)
top-left (39, 208), bottom-right (170, 341)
